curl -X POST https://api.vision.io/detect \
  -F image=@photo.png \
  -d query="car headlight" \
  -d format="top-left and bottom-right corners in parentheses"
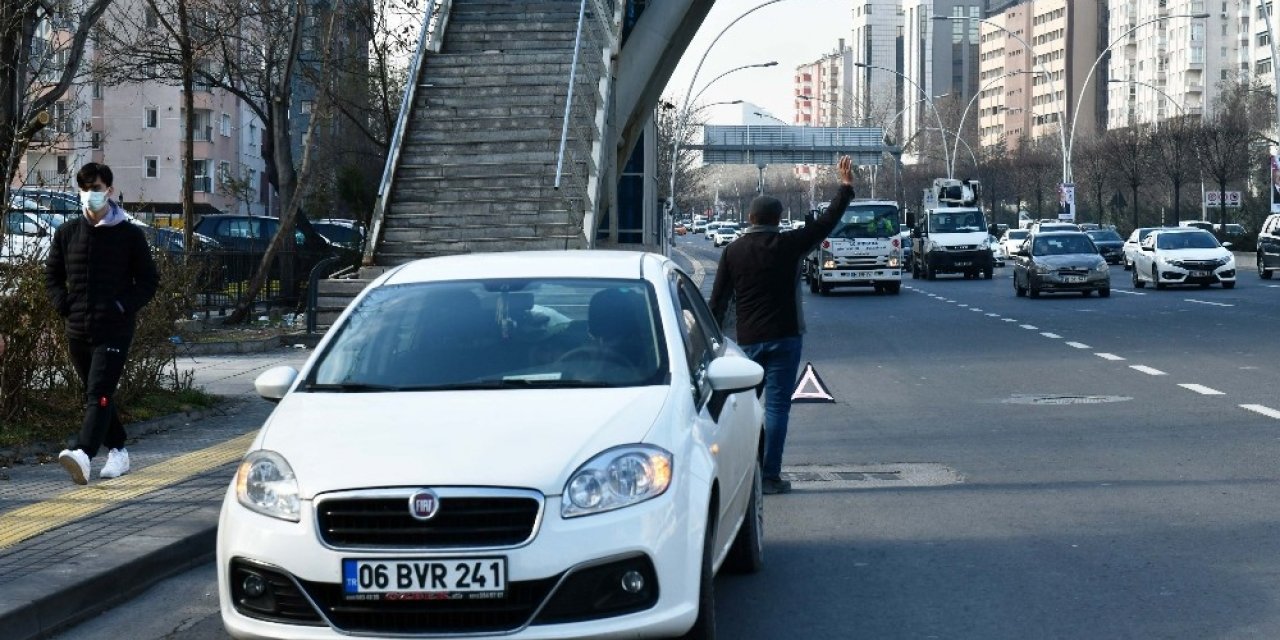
top-left (1164, 259), bottom-right (1185, 268)
top-left (1034, 263), bottom-right (1054, 274)
top-left (1218, 256), bottom-right (1233, 267)
top-left (235, 450), bottom-right (301, 522)
top-left (1094, 261), bottom-right (1109, 272)
top-left (562, 445), bottom-right (672, 518)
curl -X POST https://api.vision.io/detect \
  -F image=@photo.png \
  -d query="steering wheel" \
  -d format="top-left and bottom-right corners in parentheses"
top-left (556, 345), bottom-right (636, 375)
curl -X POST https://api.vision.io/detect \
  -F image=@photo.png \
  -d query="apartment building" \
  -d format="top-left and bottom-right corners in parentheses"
top-left (793, 41), bottom-right (855, 128)
top-left (1243, 2), bottom-right (1276, 97)
top-left (902, 0), bottom-right (987, 164)
top-left (1106, 0), bottom-right (1235, 128)
top-left (978, 1), bottom-right (1103, 153)
top-left (851, 2), bottom-right (905, 131)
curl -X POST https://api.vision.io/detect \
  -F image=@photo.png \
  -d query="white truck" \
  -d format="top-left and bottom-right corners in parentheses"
top-left (803, 199), bottom-right (904, 295)
top-left (910, 179), bottom-right (994, 280)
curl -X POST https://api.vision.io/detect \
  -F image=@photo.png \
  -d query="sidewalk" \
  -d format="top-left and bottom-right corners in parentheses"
top-left (0, 348), bottom-right (310, 640)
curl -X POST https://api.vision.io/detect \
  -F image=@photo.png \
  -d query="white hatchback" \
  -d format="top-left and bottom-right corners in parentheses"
top-left (218, 251), bottom-right (766, 639)
top-left (1131, 228), bottom-right (1236, 289)
top-left (712, 224), bottom-right (740, 247)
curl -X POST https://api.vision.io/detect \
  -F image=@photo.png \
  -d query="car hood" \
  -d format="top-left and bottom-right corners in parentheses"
top-left (1034, 254), bottom-right (1105, 269)
top-left (258, 387), bottom-right (670, 497)
top-left (1156, 248), bottom-right (1232, 261)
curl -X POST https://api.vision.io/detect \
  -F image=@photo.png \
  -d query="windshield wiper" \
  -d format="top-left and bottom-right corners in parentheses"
top-left (305, 382), bottom-right (400, 393)
top-left (476, 378), bottom-right (621, 389)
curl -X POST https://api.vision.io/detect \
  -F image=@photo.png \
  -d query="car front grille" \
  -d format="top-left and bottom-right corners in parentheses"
top-left (297, 574), bottom-right (561, 635)
top-left (1055, 268), bottom-right (1089, 276)
top-left (1180, 260), bottom-right (1221, 270)
top-left (316, 489), bottom-right (542, 550)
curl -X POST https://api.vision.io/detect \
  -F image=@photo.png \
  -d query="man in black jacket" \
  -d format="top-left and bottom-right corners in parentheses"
top-left (45, 163), bottom-right (159, 485)
top-left (710, 156), bottom-right (854, 494)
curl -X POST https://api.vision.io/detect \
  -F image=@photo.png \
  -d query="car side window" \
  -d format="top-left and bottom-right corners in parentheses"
top-left (677, 273), bottom-right (723, 349)
top-left (669, 273), bottom-right (715, 404)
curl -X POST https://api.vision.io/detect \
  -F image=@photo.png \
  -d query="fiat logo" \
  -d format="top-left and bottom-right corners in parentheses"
top-left (408, 490), bottom-right (440, 521)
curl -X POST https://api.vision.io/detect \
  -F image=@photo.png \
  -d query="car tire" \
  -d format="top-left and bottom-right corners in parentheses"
top-left (885, 282), bottom-right (901, 295)
top-left (873, 284), bottom-right (884, 294)
top-left (1081, 290), bottom-right (1091, 297)
top-left (1153, 267), bottom-right (1166, 290)
top-left (808, 273), bottom-right (819, 294)
top-left (1099, 288), bottom-right (1111, 298)
top-left (679, 508), bottom-right (718, 640)
top-left (1133, 266), bottom-right (1145, 289)
top-left (983, 269), bottom-right (993, 280)
top-left (1014, 274), bottom-right (1026, 297)
top-left (926, 262), bottom-right (937, 280)
top-left (725, 460), bottom-right (764, 574)
top-left (1259, 253), bottom-right (1272, 280)
top-left (819, 282), bottom-right (833, 296)
top-left (1029, 282), bottom-right (1041, 298)
top-left (1223, 281), bottom-right (1236, 289)
top-left (910, 259), bottom-right (919, 279)
top-left (1123, 256), bottom-right (1132, 271)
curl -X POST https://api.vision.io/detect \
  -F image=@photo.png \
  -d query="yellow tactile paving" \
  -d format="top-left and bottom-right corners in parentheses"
top-left (0, 431), bottom-right (257, 550)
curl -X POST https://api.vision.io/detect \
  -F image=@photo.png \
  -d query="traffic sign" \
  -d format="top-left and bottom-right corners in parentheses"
top-left (1204, 191), bottom-right (1242, 208)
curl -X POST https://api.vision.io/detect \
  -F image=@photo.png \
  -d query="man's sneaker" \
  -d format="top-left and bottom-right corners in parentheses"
top-left (762, 477), bottom-right (792, 495)
top-left (57, 449), bottom-right (90, 485)
top-left (99, 448), bottom-right (130, 479)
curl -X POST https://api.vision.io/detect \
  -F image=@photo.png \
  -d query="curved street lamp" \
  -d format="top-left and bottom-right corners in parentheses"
top-left (854, 61), bottom-right (953, 179)
top-left (951, 70), bottom-right (1036, 176)
top-left (1067, 12), bottom-right (1210, 182)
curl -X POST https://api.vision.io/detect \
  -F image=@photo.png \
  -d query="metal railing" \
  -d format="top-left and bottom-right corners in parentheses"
top-left (364, 0), bottom-right (453, 267)
top-left (554, 0), bottom-right (591, 190)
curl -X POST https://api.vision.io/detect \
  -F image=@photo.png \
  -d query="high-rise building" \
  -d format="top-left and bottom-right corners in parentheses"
top-left (977, 0), bottom-right (1103, 155)
top-left (902, 0), bottom-right (987, 164)
top-left (793, 41), bottom-right (854, 128)
top-left (1106, 0), bottom-right (1236, 128)
top-left (851, 2), bottom-right (906, 130)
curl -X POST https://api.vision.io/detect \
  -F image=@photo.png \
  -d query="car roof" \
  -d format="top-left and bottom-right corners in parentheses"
top-left (382, 250), bottom-right (657, 286)
top-left (1031, 230), bottom-right (1087, 237)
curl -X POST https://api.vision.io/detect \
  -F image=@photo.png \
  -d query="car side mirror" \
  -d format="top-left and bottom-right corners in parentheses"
top-left (1141, 246), bottom-right (1154, 252)
top-left (255, 366), bottom-right (299, 402)
top-left (706, 356), bottom-right (764, 394)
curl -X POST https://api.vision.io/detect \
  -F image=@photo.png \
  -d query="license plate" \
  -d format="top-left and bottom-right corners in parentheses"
top-left (342, 557), bottom-right (507, 599)
top-left (954, 261), bottom-right (971, 267)
top-left (1063, 276), bottom-right (1085, 283)
top-left (1191, 270), bottom-right (1209, 277)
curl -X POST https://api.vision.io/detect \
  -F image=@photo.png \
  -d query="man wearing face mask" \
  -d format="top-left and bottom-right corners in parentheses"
top-left (45, 162), bottom-right (159, 485)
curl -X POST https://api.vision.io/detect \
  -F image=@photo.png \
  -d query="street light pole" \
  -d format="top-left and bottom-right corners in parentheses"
top-left (855, 61), bottom-right (952, 179)
top-left (951, 70), bottom-right (1035, 177)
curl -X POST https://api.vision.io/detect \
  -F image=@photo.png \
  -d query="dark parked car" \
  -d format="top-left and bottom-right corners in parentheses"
top-left (311, 218), bottom-right (366, 252)
top-left (1086, 229), bottom-right (1125, 264)
top-left (1011, 231), bottom-right (1111, 298)
top-left (193, 214), bottom-right (358, 298)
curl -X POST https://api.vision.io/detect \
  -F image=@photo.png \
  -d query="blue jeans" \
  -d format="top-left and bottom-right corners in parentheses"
top-left (739, 336), bottom-right (803, 480)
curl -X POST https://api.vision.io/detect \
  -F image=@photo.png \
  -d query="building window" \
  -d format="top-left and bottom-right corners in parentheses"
top-left (145, 7), bottom-right (158, 28)
top-left (300, 100), bottom-right (312, 115)
top-left (145, 156), bottom-right (158, 178)
top-left (145, 107), bottom-right (157, 128)
top-left (92, 81), bottom-right (102, 99)
top-left (220, 113), bottom-right (231, 137)
top-left (91, 132), bottom-right (101, 149)
top-left (248, 122), bottom-right (257, 147)
top-left (193, 159), bottom-right (210, 192)
top-left (56, 155), bottom-right (68, 175)
top-left (218, 160), bottom-right (231, 186)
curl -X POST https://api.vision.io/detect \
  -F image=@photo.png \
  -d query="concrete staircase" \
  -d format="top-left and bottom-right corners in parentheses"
top-left (314, 0), bottom-right (616, 329)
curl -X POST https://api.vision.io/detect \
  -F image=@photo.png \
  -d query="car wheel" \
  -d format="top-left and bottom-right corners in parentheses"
top-left (1123, 256), bottom-right (1132, 271)
top-left (1259, 253), bottom-right (1272, 280)
top-left (926, 262), bottom-right (937, 280)
top-left (808, 272), bottom-right (819, 294)
top-left (1099, 288), bottom-right (1111, 298)
top-left (1153, 267), bottom-right (1166, 290)
top-left (819, 282), bottom-right (833, 296)
top-left (679, 508), bottom-right (718, 640)
top-left (1029, 282), bottom-right (1041, 298)
top-left (885, 283), bottom-right (901, 295)
top-left (725, 460), bottom-right (764, 574)
top-left (983, 269), bottom-right (993, 280)
top-left (1133, 265), bottom-right (1145, 289)
top-left (910, 258), bottom-right (919, 279)
top-left (1081, 290), bottom-right (1091, 297)
top-left (1223, 281), bottom-right (1236, 289)
top-left (873, 284), bottom-right (884, 294)
top-left (1014, 274), bottom-right (1026, 297)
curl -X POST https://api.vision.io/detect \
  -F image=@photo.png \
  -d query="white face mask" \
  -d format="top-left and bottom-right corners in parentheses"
top-left (80, 190), bottom-right (109, 211)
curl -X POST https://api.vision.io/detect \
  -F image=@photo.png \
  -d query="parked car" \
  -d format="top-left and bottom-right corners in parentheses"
top-left (193, 214), bottom-right (358, 291)
top-left (1257, 214), bottom-right (1280, 279)
top-left (2, 209), bottom-right (53, 263)
top-left (1131, 228), bottom-right (1236, 289)
top-left (673, 223), bottom-right (688, 236)
top-left (1085, 229), bottom-right (1125, 264)
top-left (713, 223), bottom-right (741, 247)
top-left (1122, 227), bottom-right (1159, 270)
top-left (218, 251), bottom-right (766, 639)
top-left (1011, 231), bottom-right (1111, 298)
top-left (312, 218), bottom-right (367, 252)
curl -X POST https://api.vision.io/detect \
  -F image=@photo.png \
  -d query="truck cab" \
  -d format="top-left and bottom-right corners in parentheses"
top-left (803, 199), bottom-right (903, 295)
top-left (911, 179), bottom-right (994, 280)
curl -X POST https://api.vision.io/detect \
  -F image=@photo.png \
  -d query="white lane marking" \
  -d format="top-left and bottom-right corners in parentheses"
top-left (1242, 404), bottom-right (1280, 420)
top-left (1268, 285), bottom-right (1280, 289)
top-left (1002, 318), bottom-right (1018, 322)
top-left (1179, 384), bottom-right (1225, 396)
top-left (971, 308), bottom-right (983, 312)
top-left (1020, 324), bottom-right (1039, 330)
top-left (1065, 342), bottom-right (1091, 349)
top-left (1185, 299), bottom-right (1234, 308)
top-left (673, 246), bottom-right (708, 287)
top-left (1040, 332), bottom-right (1062, 339)
top-left (1130, 365), bottom-right (1167, 376)
top-left (986, 313), bottom-right (1000, 317)
top-left (1112, 289), bottom-right (1146, 295)
top-left (944, 299), bottom-right (955, 303)
top-left (958, 304), bottom-right (969, 307)
top-left (1096, 353), bottom-right (1126, 361)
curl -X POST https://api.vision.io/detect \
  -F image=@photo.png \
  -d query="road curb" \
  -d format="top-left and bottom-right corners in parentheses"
top-left (0, 504), bottom-right (220, 640)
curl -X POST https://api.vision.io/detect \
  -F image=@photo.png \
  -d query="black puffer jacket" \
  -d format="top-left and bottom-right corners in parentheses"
top-left (44, 209), bottom-right (159, 341)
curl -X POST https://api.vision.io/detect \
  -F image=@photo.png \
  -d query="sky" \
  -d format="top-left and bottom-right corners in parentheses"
top-left (662, 0), bottom-right (853, 126)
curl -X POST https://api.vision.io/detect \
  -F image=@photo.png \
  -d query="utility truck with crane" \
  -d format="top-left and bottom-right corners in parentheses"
top-left (910, 178), bottom-right (994, 280)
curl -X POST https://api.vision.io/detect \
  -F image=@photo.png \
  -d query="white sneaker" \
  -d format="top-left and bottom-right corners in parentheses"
top-left (100, 448), bottom-right (130, 479)
top-left (57, 449), bottom-right (90, 485)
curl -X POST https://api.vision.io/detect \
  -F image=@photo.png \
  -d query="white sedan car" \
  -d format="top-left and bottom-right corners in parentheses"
top-left (1122, 227), bottom-right (1158, 270)
top-left (1131, 228), bottom-right (1236, 289)
top-left (712, 224), bottom-right (740, 247)
top-left (218, 251), bottom-right (766, 639)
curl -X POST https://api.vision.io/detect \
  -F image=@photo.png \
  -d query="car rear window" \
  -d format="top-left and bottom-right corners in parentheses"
top-left (310, 278), bottom-right (669, 391)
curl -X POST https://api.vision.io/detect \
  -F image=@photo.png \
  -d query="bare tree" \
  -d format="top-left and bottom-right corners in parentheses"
top-left (1011, 136), bottom-right (1056, 218)
top-left (1, 0), bottom-right (112, 212)
top-left (1197, 85), bottom-right (1258, 230)
top-left (1149, 115), bottom-right (1200, 227)
top-left (1072, 133), bottom-right (1113, 227)
top-left (1102, 124), bottom-right (1152, 231)
top-left (655, 98), bottom-right (709, 218)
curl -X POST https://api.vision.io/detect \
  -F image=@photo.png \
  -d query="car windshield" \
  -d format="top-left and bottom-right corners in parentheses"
top-left (1156, 232), bottom-right (1219, 250)
top-left (1032, 235), bottom-right (1097, 256)
top-left (717, 225), bottom-right (738, 233)
top-left (1004, 230), bottom-right (1028, 241)
top-left (315, 224), bottom-right (362, 244)
top-left (928, 210), bottom-right (986, 234)
top-left (309, 278), bottom-right (668, 391)
top-left (1087, 230), bottom-right (1123, 243)
top-left (831, 205), bottom-right (900, 239)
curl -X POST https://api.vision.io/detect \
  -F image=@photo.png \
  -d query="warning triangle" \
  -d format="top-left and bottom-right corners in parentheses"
top-left (791, 362), bottom-right (835, 403)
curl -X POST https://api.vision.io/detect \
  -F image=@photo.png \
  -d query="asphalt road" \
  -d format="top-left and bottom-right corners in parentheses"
top-left (57, 237), bottom-right (1280, 639)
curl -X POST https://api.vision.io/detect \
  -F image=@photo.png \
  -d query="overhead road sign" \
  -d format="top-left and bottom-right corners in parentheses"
top-left (693, 125), bottom-right (888, 166)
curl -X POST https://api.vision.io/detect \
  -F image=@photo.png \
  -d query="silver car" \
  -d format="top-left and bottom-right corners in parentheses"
top-left (1011, 231), bottom-right (1111, 298)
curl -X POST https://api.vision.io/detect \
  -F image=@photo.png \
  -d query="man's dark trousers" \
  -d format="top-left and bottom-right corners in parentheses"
top-left (68, 334), bottom-right (132, 457)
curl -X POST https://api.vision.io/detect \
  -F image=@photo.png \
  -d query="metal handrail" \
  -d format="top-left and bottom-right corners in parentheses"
top-left (306, 255), bottom-right (342, 334)
top-left (363, 0), bottom-right (451, 267)
top-left (554, 0), bottom-right (590, 189)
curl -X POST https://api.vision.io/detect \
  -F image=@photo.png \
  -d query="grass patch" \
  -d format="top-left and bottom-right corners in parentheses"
top-left (188, 327), bottom-right (285, 344)
top-left (0, 387), bottom-right (221, 449)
